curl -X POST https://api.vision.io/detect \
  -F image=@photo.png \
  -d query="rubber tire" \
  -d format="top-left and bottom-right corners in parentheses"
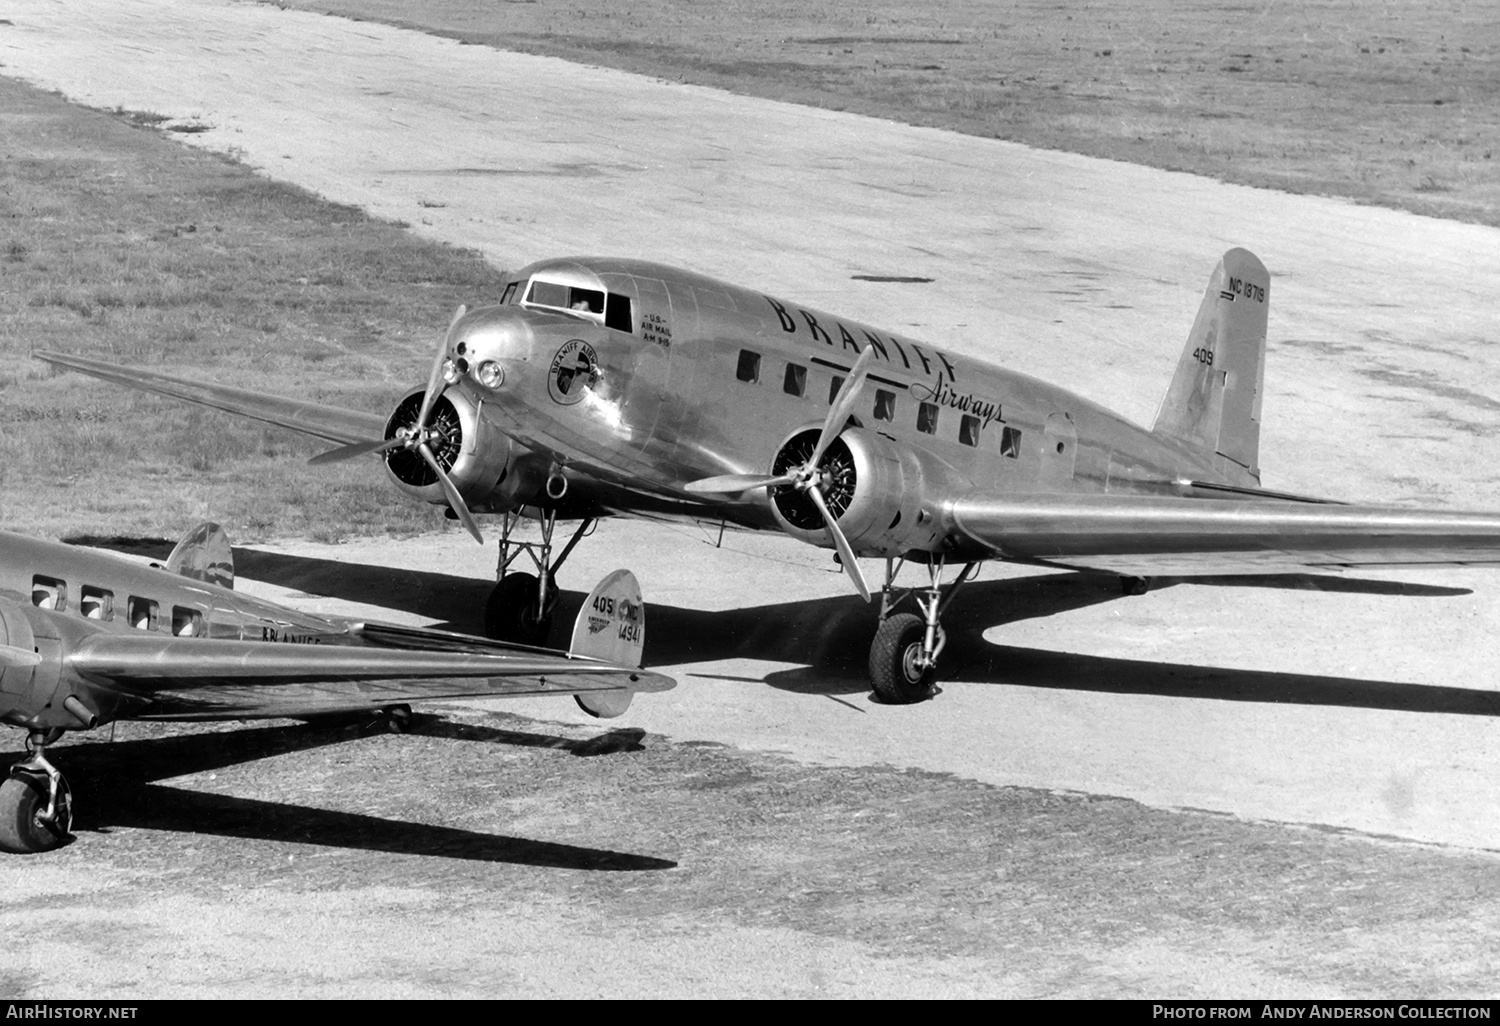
top-left (484, 572), bottom-right (554, 646)
top-left (0, 772), bottom-right (73, 854)
top-left (381, 704), bottom-right (413, 734)
top-left (869, 613), bottom-right (936, 704)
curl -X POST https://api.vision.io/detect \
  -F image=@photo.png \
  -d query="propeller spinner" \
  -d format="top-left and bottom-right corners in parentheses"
top-left (308, 306), bottom-right (484, 544)
top-left (686, 347), bottom-right (876, 601)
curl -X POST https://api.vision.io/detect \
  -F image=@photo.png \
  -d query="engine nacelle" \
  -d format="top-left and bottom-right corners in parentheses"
top-left (768, 427), bottom-right (944, 558)
top-left (381, 387), bottom-right (543, 513)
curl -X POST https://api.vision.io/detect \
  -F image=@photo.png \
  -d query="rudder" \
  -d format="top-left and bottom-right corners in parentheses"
top-left (1151, 248), bottom-right (1269, 481)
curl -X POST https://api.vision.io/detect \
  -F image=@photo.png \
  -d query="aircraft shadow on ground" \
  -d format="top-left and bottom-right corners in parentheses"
top-left (74, 539), bottom-right (1491, 718)
top-left (9, 721), bottom-right (672, 869)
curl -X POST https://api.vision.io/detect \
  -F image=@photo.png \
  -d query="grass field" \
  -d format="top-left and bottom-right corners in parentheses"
top-left (284, 0), bottom-right (1500, 228)
top-left (0, 78), bottom-right (507, 541)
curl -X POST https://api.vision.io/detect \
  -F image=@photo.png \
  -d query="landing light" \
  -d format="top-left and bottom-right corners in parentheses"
top-left (475, 360), bottom-right (504, 389)
top-left (441, 358), bottom-right (462, 385)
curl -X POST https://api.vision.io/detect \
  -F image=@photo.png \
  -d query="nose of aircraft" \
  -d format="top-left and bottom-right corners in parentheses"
top-left (448, 306), bottom-right (537, 392)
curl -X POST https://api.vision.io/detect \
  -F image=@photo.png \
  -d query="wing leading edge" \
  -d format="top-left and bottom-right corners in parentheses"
top-left (950, 493), bottom-right (1500, 576)
top-left (33, 351), bottom-right (387, 446)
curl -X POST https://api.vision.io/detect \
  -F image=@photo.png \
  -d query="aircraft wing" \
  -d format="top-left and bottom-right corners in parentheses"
top-left (949, 493), bottom-right (1500, 576)
top-left (67, 633), bottom-right (673, 720)
top-left (33, 350), bottom-right (387, 446)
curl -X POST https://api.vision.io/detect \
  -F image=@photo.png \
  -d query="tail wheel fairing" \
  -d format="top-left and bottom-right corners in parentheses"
top-left (384, 392), bottom-right (464, 488)
top-left (771, 430), bottom-right (856, 531)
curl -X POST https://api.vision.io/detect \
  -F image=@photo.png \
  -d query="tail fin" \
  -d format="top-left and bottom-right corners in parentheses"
top-left (568, 569), bottom-right (645, 718)
top-left (1152, 248), bottom-right (1269, 481)
top-left (164, 522), bottom-right (235, 590)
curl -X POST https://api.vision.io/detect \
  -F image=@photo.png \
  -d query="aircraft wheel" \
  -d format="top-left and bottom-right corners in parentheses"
top-left (1120, 575), bottom-right (1152, 596)
top-left (382, 704), bottom-right (413, 734)
top-left (0, 771), bottom-right (73, 855)
top-left (869, 613), bottom-right (935, 704)
top-left (485, 572), bottom-right (554, 646)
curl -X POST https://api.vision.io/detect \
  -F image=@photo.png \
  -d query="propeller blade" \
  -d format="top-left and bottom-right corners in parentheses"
top-left (418, 442), bottom-right (483, 544)
top-left (810, 346), bottom-right (877, 469)
top-left (416, 304), bottom-right (468, 430)
top-left (1, 644), bottom-right (42, 668)
top-left (806, 485), bottom-right (871, 602)
top-left (685, 471), bottom-right (797, 495)
top-left (307, 437), bottom-right (404, 466)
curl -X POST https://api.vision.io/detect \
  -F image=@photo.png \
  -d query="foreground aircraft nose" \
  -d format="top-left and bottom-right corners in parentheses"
top-left (451, 307), bottom-right (538, 393)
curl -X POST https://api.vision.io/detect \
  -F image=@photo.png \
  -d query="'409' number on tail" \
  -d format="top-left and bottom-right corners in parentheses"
top-left (1193, 347), bottom-right (1215, 366)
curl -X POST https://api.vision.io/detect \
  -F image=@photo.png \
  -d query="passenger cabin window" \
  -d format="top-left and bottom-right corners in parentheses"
top-left (828, 376), bottom-right (844, 404)
top-left (736, 350), bottom-right (761, 383)
top-left (873, 389), bottom-right (896, 422)
top-left (523, 279), bottom-right (634, 334)
top-left (172, 606), bottom-right (204, 638)
top-left (128, 596), bottom-right (159, 631)
top-left (31, 576), bottom-right (66, 611)
top-left (1000, 426), bottom-right (1022, 458)
top-left (959, 414), bottom-right (981, 447)
top-left (784, 364), bottom-right (807, 397)
top-left (80, 586), bottom-right (114, 621)
top-left (917, 402), bottom-right (939, 435)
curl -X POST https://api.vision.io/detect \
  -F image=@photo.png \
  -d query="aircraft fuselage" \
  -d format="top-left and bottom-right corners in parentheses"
top-left (421, 257), bottom-right (1255, 561)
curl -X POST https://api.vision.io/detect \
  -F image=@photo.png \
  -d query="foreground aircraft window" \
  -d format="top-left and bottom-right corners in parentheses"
top-left (917, 402), bottom-right (939, 435)
top-left (80, 586), bottom-right (114, 621)
top-left (172, 606), bottom-right (204, 638)
top-left (128, 596), bottom-right (159, 631)
top-left (873, 389), bottom-right (896, 422)
top-left (31, 576), bottom-right (66, 611)
top-left (500, 281), bottom-right (518, 305)
top-left (737, 350), bottom-right (761, 383)
top-left (784, 364), bottom-right (807, 397)
top-left (605, 293), bottom-right (633, 333)
top-left (828, 376), bottom-right (845, 404)
top-left (960, 414), bottom-right (981, 447)
top-left (1000, 426), bottom-right (1022, 458)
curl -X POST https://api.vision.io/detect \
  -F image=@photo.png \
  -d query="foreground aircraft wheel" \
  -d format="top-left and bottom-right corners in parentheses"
top-left (382, 704), bottom-right (413, 734)
top-left (869, 613), bottom-right (935, 704)
top-left (485, 572), bottom-right (554, 646)
top-left (0, 772), bottom-right (73, 855)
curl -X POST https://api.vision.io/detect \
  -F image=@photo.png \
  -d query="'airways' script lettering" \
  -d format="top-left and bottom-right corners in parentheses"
top-left (910, 378), bottom-right (1003, 428)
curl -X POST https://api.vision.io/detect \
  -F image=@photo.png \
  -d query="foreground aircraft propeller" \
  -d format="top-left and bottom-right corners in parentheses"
top-left (686, 347), bottom-right (875, 601)
top-left (309, 307), bottom-right (484, 544)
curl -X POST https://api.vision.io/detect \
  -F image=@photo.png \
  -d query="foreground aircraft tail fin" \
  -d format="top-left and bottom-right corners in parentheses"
top-left (568, 569), bottom-right (646, 718)
top-left (164, 522), bottom-right (235, 590)
top-left (1152, 248), bottom-right (1270, 481)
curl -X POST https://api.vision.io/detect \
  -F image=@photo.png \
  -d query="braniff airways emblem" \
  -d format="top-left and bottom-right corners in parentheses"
top-left (548, 340), bottom-right (598, 405)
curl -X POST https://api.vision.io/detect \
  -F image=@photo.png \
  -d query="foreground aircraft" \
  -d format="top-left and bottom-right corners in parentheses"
top-left (0, 522), bottom-right (672, 853)
top-left (37, 248), bottom-right (1500, 703)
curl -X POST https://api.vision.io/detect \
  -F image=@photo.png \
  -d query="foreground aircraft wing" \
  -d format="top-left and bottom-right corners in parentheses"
top-left (33, 350), bottom-right (387, 446)
top-left (949, 493), bottom-right (1500, 577)
top-left (67, 633), bottom-right (673, 720)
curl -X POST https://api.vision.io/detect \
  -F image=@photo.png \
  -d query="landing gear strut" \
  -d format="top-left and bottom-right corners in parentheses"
top-left (868, 557), bottom-right (978, 704)
top-left (485, 508), bottom-right (595, 646)
top-left (0, 730), bottom-right (73, 854)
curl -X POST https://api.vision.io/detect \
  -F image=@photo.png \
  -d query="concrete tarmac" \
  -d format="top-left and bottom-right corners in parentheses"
top-left (4, 0), bottom-right (1500, 850)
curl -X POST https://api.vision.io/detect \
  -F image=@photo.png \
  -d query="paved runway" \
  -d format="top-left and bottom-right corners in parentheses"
top-left (4, 0), bottom-right (1500, 849)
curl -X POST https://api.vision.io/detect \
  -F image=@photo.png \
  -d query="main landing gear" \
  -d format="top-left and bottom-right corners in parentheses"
top-left (868, 557), bottom-right (979, 704)
top-left (0, 729), bottom-right (74, 854)
top-left (485, 508), bottom-right (596, 646)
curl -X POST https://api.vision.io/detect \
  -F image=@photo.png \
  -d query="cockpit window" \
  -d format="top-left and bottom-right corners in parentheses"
top-left (523, 278), bottom-right (633, 334)
top-left (500, 281), bottom-right (518, 305)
